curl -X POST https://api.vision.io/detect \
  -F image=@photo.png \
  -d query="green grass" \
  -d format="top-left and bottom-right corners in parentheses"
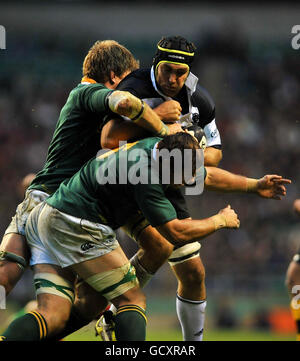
top-left (64, 323), bottom-right (296, 341)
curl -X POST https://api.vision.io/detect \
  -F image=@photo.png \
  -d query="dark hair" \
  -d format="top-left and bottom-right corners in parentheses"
top-left (83, 40), bottom-right (139, 83)
top-left (157, 132), bottom-right (200, 180)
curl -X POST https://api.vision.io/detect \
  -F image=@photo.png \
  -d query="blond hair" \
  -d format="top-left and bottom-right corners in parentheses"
top-left (82, 40), bottom-right (139, 83)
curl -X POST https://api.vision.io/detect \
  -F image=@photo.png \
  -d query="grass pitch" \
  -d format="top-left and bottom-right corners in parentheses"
top-left (64, 322), bottom-right (295, 341)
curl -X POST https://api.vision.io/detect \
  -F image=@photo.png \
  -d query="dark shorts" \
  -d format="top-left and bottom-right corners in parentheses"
top-left (165, 187), bottom-right (190, 220)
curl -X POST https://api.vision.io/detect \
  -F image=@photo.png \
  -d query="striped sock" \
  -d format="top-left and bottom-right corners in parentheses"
top-left (1, 311), bottom-right (48, 341)
top-left (115, 305), bottom-right (147, 341)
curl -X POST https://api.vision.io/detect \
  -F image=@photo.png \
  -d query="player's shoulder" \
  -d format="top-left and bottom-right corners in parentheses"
top-left (122, 68), bottom-right (151, 82)
top-left (191, 83), bottom-right (215, 112)
top-left (117, 68), bottom-right (154, 97)
top-left (72, 82), bottom-right (108, 94)
top-left (190, 82), bottom-right (216, 125)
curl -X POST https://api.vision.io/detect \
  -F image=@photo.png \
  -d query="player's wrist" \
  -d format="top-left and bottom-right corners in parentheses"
top-left (246, 178), bottom-right (258, 193)
top-left (211, 214), bottom-right (227, 230)
top-left (157, 122), bottom-right (170, 137)
top-left (131, 100), bottom-right (145, 122)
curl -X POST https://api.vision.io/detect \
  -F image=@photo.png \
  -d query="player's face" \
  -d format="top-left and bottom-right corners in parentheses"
top-left (156, 63), bottom-right (189, 97)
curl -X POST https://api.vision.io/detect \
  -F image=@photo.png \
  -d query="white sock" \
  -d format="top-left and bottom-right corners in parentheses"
top-left (176, 294), bottom-right (206, 341)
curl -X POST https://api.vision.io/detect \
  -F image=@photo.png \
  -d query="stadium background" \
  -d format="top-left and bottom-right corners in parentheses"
top-left (1, 1), bottom-right (300, 340)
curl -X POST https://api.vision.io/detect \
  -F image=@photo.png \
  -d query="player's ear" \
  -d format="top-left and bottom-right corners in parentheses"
top-left (109, 71), bottom-right (116, 86)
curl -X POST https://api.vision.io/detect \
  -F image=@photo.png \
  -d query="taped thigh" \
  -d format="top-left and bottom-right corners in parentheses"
top-left (168, 242), bottom-right (201, 266)
top-left (34, 273), bottom-right (75, 304)
top-left (84, 262), bottom-right (138, 301)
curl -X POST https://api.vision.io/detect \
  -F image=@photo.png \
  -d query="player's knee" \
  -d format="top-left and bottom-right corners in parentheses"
top-left (74, 288), bottom-right (108, 320)
top-left (114, 287), bottom-right (146, 311)
top-left (42, 308), bottom-right (70, 336)
top-left (186, 264), bottom-right (205, 286)
top-left (176, 260), bottom-right (206, 287)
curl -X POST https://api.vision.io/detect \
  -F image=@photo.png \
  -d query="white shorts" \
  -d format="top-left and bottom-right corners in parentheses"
top-left (26, 202), bottom-right (120, 268)
top-left (4, 189), bottom-right (49, 237)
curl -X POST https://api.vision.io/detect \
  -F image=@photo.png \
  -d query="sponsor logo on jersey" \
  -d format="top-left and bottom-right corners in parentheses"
top-left (81, 242), bottom-right (95, 252)
top-left (210, 129), bottom-right (219, 138)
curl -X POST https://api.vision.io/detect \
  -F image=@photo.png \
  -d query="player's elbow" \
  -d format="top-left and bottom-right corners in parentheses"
top-left (101, 136), bottom-right (119, 150)
top-left (204, 148), bottom-right (222, 167)
top-left (108, 91), bottom-right (135, 117)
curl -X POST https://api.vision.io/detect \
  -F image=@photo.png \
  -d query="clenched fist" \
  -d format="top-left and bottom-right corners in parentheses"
top-left (154, 100), bottom-right (182, 122)
top-left (213, 205), bottom-right (240, 229)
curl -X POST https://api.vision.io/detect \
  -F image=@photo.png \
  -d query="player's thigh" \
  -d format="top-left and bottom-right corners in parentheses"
top-left (74, 280), bottom-right (108, 319)
top-left (286, 261), bottom-right (300, 293)
top-left (138, 225), bottom-right (174, 265)
top-left (0, 233), bottom-right (29, 292)
top-left (71, 246), bottom-right (142, 307)
top-left (0, 232), bottom-right (29, 257)
top-left (71, 246), bottom-right (129, 279)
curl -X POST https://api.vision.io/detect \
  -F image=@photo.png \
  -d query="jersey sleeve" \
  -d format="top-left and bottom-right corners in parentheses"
top-left (191, 84), bottom-right (222, 148)
top-left (133, 183), bottom-right (177, 227)
top-left (203, 119), bottom-right (222, 148)
top-left (77, 84), bottom-right (113, 114)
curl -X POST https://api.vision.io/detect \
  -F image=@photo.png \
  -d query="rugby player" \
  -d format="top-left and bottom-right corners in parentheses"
top-left (0, 40), bottom-right (181, 333)
top-left (286, 198), bottom-right (300, 340)
top-left (100, 35), bottom-right (222, 341)
top-left (1, 132), bottom-right (290, 340)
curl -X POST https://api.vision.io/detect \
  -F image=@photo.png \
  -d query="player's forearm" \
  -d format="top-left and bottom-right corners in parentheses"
top-left (204, 166), bottom-right (258, 193)
top-left (134, 102), bottom-right (170, 137)
top-left (108, 91), bottom-right (169, 137)
top-left (157, 216), bottom-right (224, 246)
top-left (101, 118), bottom-right (149, 149)
top-left (204, 147), bottom-right (222, 167)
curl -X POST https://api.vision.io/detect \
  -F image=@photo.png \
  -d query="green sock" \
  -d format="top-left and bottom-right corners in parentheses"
top-left (1, 311), bottom-right (48, 341)
top-left (114, 305), bottom-right (147, 341)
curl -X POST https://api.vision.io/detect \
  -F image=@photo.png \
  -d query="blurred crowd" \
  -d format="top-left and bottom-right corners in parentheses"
top-left (0, 26), bottom-right (299, 303)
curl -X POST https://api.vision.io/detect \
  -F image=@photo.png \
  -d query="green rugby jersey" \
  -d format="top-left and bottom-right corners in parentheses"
top-left (46, 137), bottom-right (178, 229)
top-left (29, 83), bottom-right (113, 194)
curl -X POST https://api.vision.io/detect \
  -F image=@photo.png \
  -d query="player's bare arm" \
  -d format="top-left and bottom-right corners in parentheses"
top-left (156, 205), bottom-right (240, 246)
top-left (108, 90), bottom-right (173, 137)
top-left (101, 117), bottom-right (182, 149)
top-left (203, 146), bottom-right (222, 167)
top-left (204, 167), bottom-right (291, 200)
top-left (293, 199), bottom-right (300, 215)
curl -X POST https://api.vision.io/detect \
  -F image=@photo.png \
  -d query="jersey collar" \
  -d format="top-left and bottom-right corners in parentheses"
top-left (81, 76), bottom-right (97, 84)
